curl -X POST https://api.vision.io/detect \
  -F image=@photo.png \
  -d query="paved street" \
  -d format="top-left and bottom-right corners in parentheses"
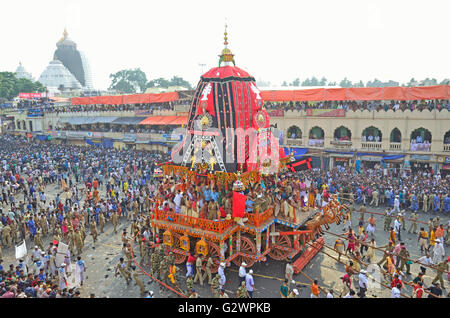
top-left (1, 180), bottom-right (448, 298)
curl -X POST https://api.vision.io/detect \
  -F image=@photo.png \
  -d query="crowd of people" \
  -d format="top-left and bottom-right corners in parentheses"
top-left (264, 99), bottom-right (450, 113)
top-left (0, 132), bottom-right (448, 298)
top-left (0, 134), bottom-right (170, 297)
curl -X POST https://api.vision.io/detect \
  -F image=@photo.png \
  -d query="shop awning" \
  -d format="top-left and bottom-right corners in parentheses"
top-left (112, 117), bottom-right (146, 125)
top-left (139, 116), bottom-right (188, 125)
top-left (60, 117), bottom-right (118, 125)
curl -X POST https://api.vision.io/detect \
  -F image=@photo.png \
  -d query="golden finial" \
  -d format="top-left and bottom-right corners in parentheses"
top-left (218, 22), bottom-right (235, 67)
top-left (63, 27), bottom-right (68, 39)
top-left (224, 23), bottom-right (228, 46)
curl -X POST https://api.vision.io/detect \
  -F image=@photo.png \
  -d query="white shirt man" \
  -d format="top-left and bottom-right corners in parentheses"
top-left (394, 219), bottom-right (402, 235)
top-left (238, 262), bottom-right (247, 285)
top-left (391, 285), bottom-right (401, 298)
top-left (394, 197), bottom-right (400, 213)
top-left (358, 271), bottom-right (368, 297)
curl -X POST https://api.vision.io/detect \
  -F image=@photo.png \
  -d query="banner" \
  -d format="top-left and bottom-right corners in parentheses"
top-left (19, 93), bottom-right (42, 99)
top-left (306, 109), bottom-right (345, 117)
top-left (55, 242), bottom-right (69, 271)
top-left (232, 191), bottom-right (246, 218)
top-left (15, 240), bottom-right (27, 259)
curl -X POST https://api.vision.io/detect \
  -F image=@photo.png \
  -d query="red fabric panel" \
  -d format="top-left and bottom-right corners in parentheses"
top-left (71, 97), bottom-right (84, 105)
top-left (110, 95), bottom-right (123, 105)
top-left (347, 87), bottom-right (382, 100)
top-left (324, 88), bottom-right (346, 101)
top-left (382, 87), bottom-right (408, 100)
top-left (138, 116), bottom-right (166, 125)
top-left (98, 96), bottom-right (112, 104)
top-left (123, 94), bottom-right (140, 104)
top-left (89, 96), bottom-right (100, 104)
top-left (407, 85), bottom-right (448, 100)
top-left (293, 89), bottom-right (324, 101)
top-left (232, 191), bottom-right (246, 218)
top-left (139, 94), bottom-right (150, 104)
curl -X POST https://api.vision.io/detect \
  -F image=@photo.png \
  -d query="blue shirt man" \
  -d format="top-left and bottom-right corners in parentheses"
top-left (245, 271), bottom-right (255, 298)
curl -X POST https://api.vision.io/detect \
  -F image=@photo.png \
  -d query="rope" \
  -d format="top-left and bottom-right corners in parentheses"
top-left (307, 239), bottom-right (441, 298)
top-left (322, 229), bottom-right (450, 274)
top-left (304, 240), bottom-right (411, 298)
top-left (129, 233), bottom-right (187, 298)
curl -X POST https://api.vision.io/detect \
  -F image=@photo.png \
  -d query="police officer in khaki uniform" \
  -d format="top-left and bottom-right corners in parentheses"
top-left (99, 212), bottom-right (105, 233)
top-left (111, 212), bottom-right (119, 234)
top-left (422, 193), bottom-right (428, 212)
top-left (131, 266), bottom-right (146, 296)
top-left (203, 255), bottom-right (214, 285)
top-left (74, 228), bottom-right (83, 255)
top-left (408, 212), bottom-right (418, 234)
top-left (193, 254), bottom-right (204, 286)
top-left (2, 224), bottom-right (11, 248)
top-left (90, 218), bottom-right (98, 245)
top-left (115, 257), bottom-right (131, 285)
top-left (431, 259), bottom-right (448, 289)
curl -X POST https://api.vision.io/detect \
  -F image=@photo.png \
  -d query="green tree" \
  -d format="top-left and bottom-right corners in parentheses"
top-left (0, 72), bottom-right (46, 100)
top-left (146, 76), bottom-right (193, 90)
top-left (281, 81), bottom-right (288, 87)
top-left (291, 78), bottom-right (300, 86)
top-left (109, 68), bottom-right (148, 94)
top-left (339, 77), bottom-right (353, 88)
top-left (328, 81), bottom-right (337, 86)
top-left (319, 77), bottom-right (327, 86)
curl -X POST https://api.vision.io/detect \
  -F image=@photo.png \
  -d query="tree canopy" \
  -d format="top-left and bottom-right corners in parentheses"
top-left (0, 72), bottom-right (46, 100)
top-left (146, 76), bottom-right (193, 90)
top-left (109, 68), bottom-right (148, 94)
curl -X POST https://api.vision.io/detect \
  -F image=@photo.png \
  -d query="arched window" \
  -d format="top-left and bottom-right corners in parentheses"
top-left (309, 126), bottom-right (324, 139)
top-left (410, 127), bottom-right (432, 151)
top-left (287, 126), bottom-right (302, 139)
top-left (444, 130), bottom-right (450, 144)
top-left (390, 128), bottom-right (401, 143)
top-left (362, 126), bottom-right (382, 142)
top-left (334, 126), bottom-right (351, 141)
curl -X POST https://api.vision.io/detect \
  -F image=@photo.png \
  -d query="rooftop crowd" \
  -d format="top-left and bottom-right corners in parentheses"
top-left (265, 99), bottom-right (450, 112)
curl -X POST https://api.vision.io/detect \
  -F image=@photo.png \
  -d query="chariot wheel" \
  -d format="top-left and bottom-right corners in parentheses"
top-left (268, 235), bottom-right (292, 261)
top-left (201, 241), bottom-right (221, 274)
top-left (232, 236), bottom-right (256, 267)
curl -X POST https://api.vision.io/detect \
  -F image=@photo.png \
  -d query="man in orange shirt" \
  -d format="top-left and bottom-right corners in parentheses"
top-left (310, 279), bottom-right (320, 298)
top-left (435, 225), bottom-right (444, 240)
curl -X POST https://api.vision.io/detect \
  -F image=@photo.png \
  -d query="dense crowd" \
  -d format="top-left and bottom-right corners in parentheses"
top-left (0, 133), bottom-right (448, 298)
top-left (0, 134), bottom-right (170, 297)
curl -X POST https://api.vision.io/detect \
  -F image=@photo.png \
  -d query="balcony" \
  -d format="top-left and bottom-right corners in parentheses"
top-left (330, 140), bottom-right (352, 149)
top-left (286, 138), bottom-right (303, 146)
top-left (308, 139), bottom-right (324, 147)
top-left (444, 144), bottom-right (450, 152)
top-left (389, 142), bottom-right (402, 151)
top-left (410, 142), bottom-right (431, 152)
top-left (361, 142), bottom-right (382, 151)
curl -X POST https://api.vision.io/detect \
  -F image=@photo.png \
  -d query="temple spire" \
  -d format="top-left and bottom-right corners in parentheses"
top-left (218, 23), bottom-right (235, 67)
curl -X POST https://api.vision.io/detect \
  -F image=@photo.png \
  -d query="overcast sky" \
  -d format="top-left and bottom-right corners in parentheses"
top-left (1, 0), bottom-right (449, 90)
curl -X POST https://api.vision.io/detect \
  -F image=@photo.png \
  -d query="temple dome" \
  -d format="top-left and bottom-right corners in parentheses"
top-left (38, 59), bottom-right (82, 92)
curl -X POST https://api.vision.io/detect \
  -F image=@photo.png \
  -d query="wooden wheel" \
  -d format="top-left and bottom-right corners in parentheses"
top-left (232, 236), bottom-right (256, 267)
top-left (172, 233), bottom-right (187, 264)
top-left (202, 241), bottom-right (221, 274)
top-left (268, 235), bottom-right (292, 261)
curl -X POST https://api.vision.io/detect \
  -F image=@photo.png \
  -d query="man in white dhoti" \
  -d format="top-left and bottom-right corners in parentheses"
top-left (58, 263), bottom-right (68, 290)
top-left (75, 256), bottom-right (86, 286)
top-left (432, 239), bottom-right (445, 265)
top-left (218, 262), bottom-right (226, 289)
